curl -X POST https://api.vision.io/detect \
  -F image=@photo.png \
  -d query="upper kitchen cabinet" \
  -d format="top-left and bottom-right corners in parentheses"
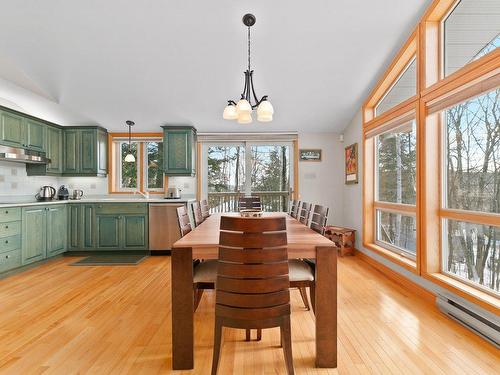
top-left (162, 125), bottom-right (196, 176)
top-left (63, 127), bottom-right (108, 176)
top-left (0, 109), bottom-right (45, 152)
top-left (46, 126), bottom-right (63, 174)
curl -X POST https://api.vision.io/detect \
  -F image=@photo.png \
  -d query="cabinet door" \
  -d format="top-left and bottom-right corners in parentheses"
top-left (47, 205), bottom-right (67, 256)
top-left (26, 119), bottom-right (45, 151)
top-left (1, 111), bottom-right (26, 148)
top-left (122, 215), bottom-right (148, 249)
top-left (22, 207), bottom-right (47, 265)
top-left (68, 204), bottom-right (96, 250)
top-left (68, 204), bottom-right (81, 249)
top-left (164, 129), bottom-right (192, 175)
top-left (97, 130), bottom-right (108, 175)
top-left (96, 215), bottom-right (121, 249)
top-left (80, 129), bottom-right (97, 174)
top-left (46, 127), bottom-right (63, 174)
top-left (64, 129), bottom-right (79, 173)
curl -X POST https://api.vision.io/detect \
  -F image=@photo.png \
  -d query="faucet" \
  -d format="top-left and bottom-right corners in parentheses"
top-left (134, 191), bottom-right (150, 199)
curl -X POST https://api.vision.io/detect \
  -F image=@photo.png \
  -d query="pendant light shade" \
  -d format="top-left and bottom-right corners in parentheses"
top-left (223, 103), bottom-right (238, 120)
top-left (237, 112), bottom-right (253, 124)
top-left (125, 120), bottom-right (135, 163)
top-left (257, 100), bottom-right (274, 122)
top-left (236, 99), bottom-right (252, 114)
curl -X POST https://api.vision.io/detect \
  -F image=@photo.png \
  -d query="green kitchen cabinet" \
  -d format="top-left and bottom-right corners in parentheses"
top-left (25, 118), bottom-right (46, 151)
top-left (68, 204), bottom-right (95, 250)
top-left (1, 110), bottom-right (26, 148)
top-left (63, 127), bottom-right (107, 176)
top-left (46, 205), bottom-right (67, 256)
top-left (162, 126), bottom-right (196, 176)
top-left (22, 206), bottom-right (47, 265)
top-left (22, 204), bottom-right (67, 264)
top-left (96, 215), bottom-right (121, 249)
top-left (46, 126), bottom-right (63, 174)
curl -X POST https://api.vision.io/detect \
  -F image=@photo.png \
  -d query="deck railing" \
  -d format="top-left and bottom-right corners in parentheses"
top-left (208, 191), bottom-right (290, 213)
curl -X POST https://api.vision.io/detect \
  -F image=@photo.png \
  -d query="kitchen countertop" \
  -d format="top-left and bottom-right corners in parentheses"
top-left (0, 195), bottom-right (196, 208)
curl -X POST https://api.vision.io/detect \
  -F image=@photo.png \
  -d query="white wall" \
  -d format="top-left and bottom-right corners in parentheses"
top-left (340, 110), bottom-right (497, 319)
top-left (298, 132), bottom-right (344, 225)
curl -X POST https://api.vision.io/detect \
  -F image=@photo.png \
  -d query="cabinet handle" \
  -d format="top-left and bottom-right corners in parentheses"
top-left (5, 225), bottom-right (8, 229)
top-left (4, 240), bottom-right (8, 244)
top-left (5, 211), bottom-right (8, 214)
top-left (5, 255), bottom-right (10, 259)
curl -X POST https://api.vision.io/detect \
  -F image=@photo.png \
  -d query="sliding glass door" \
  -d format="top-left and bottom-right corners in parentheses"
top-left (203, 142), bottom-right (293, 212)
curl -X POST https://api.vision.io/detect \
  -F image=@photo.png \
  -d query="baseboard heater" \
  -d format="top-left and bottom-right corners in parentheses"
top-left (436, 295), bottom-right (499, 348)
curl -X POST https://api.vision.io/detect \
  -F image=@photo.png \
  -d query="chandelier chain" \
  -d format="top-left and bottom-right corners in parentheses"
top-left (247, 26), bottom-right (251, 72)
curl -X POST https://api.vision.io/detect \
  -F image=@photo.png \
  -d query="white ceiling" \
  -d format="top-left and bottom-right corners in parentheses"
top-left (0, 0), bottom-right (431, 132)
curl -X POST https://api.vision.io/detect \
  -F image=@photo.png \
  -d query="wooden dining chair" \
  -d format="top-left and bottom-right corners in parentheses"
top-left (211, 216), bottom-right (294, 375)
top-left (191, 201), bottom-right (204, 227)
top-left (201, 199), bottom-right (210, 219)
top-left (238, 196), bottom-right (262, 211)
top-left (176, 206), bottom-right (216, 311)
top-left (290, 204), bottom-right (329, 311)
top-left (289, 200), bottom-right (300, 219)
top-left (298, 202), bottom-right (312, 225)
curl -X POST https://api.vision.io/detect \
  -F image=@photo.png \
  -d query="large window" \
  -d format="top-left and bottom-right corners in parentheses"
top-left (204, 142), bottom-right (292, 212)
top-left (443, 0), bottom-right (500, 76)
top-left (375, 120), bottom-right (417, 259)
top-left (113, 139), bottom-right (164, 193)
top-left (441, 88), bottom-right (500, 294)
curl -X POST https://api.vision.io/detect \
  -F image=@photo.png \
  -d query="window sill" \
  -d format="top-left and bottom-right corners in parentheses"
top-left (423, 272), bottom-right (500, 315)
top-left (363, 242), bottom-right (417, 274)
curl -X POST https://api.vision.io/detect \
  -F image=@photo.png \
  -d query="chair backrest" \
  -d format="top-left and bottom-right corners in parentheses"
top-left (200, 199), bottom-right (210, 219)
top-left (298, 202), bottom-right (312, 225)
top-left (310, 205), bottom-right (329, 235)
top-left (238, 196), bottom-right (262, 211)
top-left (191, 201), bottom-right (204, 227)
top-left (216, 216), bottom-right (290, 322)
top-left (290, 200), bottom-right (300, 219)
top-left (176, 206), bottom-right (192, 237)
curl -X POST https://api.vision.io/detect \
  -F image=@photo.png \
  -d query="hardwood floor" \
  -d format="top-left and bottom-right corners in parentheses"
top-left (0, 255), bottom-right (498, 374)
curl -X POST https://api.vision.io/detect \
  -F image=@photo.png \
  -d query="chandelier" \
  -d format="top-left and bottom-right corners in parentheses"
top-left (222, 14), bottom-right (274, 124)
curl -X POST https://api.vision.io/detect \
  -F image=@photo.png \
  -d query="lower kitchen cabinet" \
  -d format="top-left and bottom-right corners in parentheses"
top-left (96, 213), bottom-right (148, 250)
top-left (68, 204), bottom-right (95, 250)
top-left (96, 215), bottom-right (121, 249)
top-left (22, 204), bottom-right (67, 265)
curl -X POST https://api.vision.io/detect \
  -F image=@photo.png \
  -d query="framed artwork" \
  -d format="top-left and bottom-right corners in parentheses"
top-left (345, 143), bottom-right (358, 184)
top-left (299, 149), bottom-right (322, 162)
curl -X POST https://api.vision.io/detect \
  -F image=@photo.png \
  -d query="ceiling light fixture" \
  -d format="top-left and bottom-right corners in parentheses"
top-left (223, 14), bottom-right (273, 124)
top-left (124, 120), bottom-right (136, 163)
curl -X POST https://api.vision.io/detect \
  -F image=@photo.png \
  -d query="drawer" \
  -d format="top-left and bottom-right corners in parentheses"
top-left (0, 207), bottom-right (21, 223)
top-left (0, 235), bottom-right (21, 253)
top-left (0, 221), bottom-right (21, 238)
top-left (0, 249), bottom-right (21, 273)
top-left (95, 203), bottom-right (148, 215)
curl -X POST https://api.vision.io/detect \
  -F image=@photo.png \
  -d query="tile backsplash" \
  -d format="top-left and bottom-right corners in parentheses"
top-left (0, 161), bottom-right (108, 196)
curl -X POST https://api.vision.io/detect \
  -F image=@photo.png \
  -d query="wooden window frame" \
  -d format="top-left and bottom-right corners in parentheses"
top-left (363, 0), bottom-right (500, 314)
top-left (108, 133), bottom-right (168, 195)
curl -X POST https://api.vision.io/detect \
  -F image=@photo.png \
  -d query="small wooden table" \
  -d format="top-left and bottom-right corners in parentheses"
top-left (171, 213), bottom-right (337, 370)
top-left (324, 226), bottom-right (356, 256)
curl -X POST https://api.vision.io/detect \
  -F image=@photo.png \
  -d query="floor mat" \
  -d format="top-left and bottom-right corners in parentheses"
top-left (70, 254), bottom-right (148, 266)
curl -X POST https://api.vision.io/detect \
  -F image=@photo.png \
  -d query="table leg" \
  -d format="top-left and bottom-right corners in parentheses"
top-left (171, 247), bottom-right (194, 369)
top-left (315, 246), bottom-right (337, 368)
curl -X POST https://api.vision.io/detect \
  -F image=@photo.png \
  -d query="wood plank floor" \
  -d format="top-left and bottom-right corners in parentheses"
top-left (0, 256), bottom-right (498, 374)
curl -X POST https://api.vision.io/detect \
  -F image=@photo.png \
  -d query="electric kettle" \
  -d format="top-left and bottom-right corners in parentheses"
top-left (35, 186), bottom-right (56, 201)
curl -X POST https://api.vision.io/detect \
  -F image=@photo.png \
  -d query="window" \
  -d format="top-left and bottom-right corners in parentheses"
top-left (441, 88), bottom-right (500, 294)
top-left (204, 142), bottom-right (293, 212)
top-left (375, 58), bottom-right (417, 116)
top-left (113, 138), bottom-right (164, 193)
top-left (443, 0), bottom-right (500, 76)
top-left (375, 120), bottom-right (417, 259)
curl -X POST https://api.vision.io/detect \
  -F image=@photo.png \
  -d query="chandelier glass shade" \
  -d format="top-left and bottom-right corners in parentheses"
top-left (223, 14), bottom-right (273, 124)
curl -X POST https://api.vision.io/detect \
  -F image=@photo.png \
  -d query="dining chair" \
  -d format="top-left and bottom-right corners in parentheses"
top-left (211, 216), bottom-right (294, 375)
top-left (238, 196), bottom-right (262, 211)
top-left (289, 200), bottom-right (299, 219)
top-left (191, 201), bottom-right (204, 227)
top-left (290, 204), bottom-right (329, 311)
top-left (201, 199), bottom-right (210, 219)
top-left (298, 202), bottom-right (312, 225)
top-left (176, 206), bottom-right (216, 312)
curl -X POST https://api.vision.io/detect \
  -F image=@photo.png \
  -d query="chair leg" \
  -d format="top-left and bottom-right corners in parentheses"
top-left (298, 287), bottom-right (310, 310)
top-left (310, 284), bottom-right (316, 314)
top-left (211, 317), bottom-right (223, 375)
top-left (281, 316), bottom-right (294, 375)
top-left (257, 329), bottom-right (262, 341)
top-left (245, 329), bottom-right (250, 341)
top-left (194, 288), bottom-right (204, 312)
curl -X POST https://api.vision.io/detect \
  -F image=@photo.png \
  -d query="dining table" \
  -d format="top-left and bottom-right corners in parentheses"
top-left (170, 212), bottom-right (337, 370)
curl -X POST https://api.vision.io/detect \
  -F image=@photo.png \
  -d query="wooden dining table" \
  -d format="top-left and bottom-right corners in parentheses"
top-left (170, 212), bottom-right (337, 370)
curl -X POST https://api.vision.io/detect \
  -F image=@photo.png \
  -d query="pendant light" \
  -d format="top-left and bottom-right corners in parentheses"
top-left (223, 14), bottom-right (273, 123)
top-left (124, 120), bottom-right (135, 163)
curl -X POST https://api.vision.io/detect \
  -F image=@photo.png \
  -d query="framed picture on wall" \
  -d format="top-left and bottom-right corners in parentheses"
top-left (299, 149), bottom-right (322, 161)
top-left (345, 143), bottom-right (358, 184)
